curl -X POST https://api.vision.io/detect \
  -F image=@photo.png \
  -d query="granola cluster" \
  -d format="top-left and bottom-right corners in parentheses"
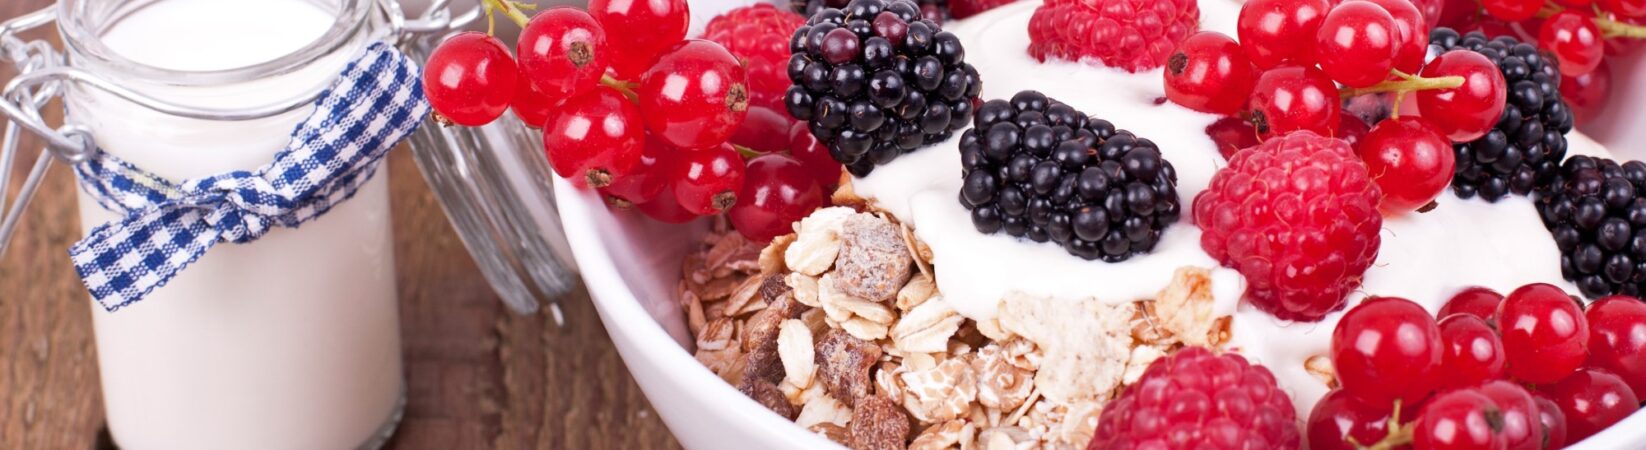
top-left (679, 206), bottom-right (1236, 449)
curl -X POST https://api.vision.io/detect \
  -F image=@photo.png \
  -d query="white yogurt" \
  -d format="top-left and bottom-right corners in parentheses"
top-left (69, 0), bottom-right (404, 448)
top-left (855, 0), bottom-right (1614, 415)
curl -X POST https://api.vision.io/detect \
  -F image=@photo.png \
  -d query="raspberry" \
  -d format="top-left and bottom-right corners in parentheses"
top-left (1027, 0), bottom-right (1199, 72)
top-left (1089, 347), bottom-right (1301, 450)
top-left (1193, 131), bottom-right (1383, 321)
top-left (705, 5), bottom-right (807, 112)
top-left (950, 0), bottom-right (1017, 19)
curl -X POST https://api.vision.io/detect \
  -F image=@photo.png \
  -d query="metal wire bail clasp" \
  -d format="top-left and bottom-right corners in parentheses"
top-left (0, 0), bottom-right (479, 260)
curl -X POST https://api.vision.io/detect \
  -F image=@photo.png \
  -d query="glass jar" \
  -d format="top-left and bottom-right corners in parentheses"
top-left (52, 0), bottom-right (403, 448)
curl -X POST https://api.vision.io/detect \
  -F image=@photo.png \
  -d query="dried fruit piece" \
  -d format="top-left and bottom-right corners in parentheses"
top-left (817, 328), bottom-right (884, 407)
top-left (848, 395), bottom-right (911, 450)
top-left (834, 214), bottom-right (914, 302)
top-left (740, 378), bottom-right (798, 419)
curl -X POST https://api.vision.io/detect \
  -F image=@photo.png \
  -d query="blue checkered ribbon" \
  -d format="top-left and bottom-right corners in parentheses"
top-left (68, 43), bottom-right (430, 312)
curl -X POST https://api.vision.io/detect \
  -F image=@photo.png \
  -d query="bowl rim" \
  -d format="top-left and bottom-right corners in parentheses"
top-left (553, 180), bottom-right (1646, 450)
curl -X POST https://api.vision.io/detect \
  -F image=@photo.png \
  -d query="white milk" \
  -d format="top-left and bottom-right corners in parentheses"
top-left (67, 0), bottom-right (404, 448)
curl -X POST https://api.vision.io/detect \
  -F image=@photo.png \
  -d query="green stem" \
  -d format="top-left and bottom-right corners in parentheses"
top-left (1339, 74), bottom-right (1464, 99)
top-left (600, 75), bottom-right (640, 102)
top-left (483, 0), bottom-right (531, 29)
top-left (1352, 400), bottom-right (1416, 450)
top-left (733, 144), bottom-right (764, 159)
top-left (1598, 15), bottom-right (1646, 38)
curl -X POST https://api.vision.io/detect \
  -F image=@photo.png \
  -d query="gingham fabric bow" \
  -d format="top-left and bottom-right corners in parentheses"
top-left (69, 43), bottom-right (430, 312)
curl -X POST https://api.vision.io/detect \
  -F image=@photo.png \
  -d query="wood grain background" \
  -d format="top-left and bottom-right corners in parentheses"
top-left (0, 0), bottom-right (681, 447)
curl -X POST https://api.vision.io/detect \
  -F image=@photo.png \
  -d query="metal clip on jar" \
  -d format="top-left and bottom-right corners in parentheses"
top-left (0, 0), bottom-right (578, 448)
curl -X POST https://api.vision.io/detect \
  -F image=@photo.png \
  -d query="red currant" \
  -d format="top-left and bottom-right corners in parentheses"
top-left (1358, 116), bottom-right (1455, 214)
top-left (588, 0), bottom-right (689, 78)
top-left (1497, 283), bottom-right (1589, 384)
top-left (1438, 0), bottom-right (1478, 29)
top-left (1540, 368), bottom-right (1641, 442)
top-left (729, 106), bottom-right (794, 154)
top-left (1556, 0), bottom-right (1596, 6)
top-left (1337, 114), bottom-right (1371, 150)
top-left (633, 184), bottom-right (699, 224)
top-left (728, 154), bottom-right (823, 242)
top-left (1563, 60), bottom-right (1611, 126)
top-left (1414, 389), bottom-right (1508, 450)
top-left (1249, 65), bottom-right (1341, 139)
top-left (1601, 0), bottom-right (1646, 17)
top-left (1438, 314), bottom-right (1508, 391)
top-left (1206, 116), bottom-right (1260, 160)
top-left (1585, 295), bottom-right (1646, 396)
top-left (673, 144), bottom-right (746, 215)
top-left (543, 86), bottom-right (645, 188)
top-left (1440, 287), bottom-right (1506, 323)
top-left (639, 39), bottom-right (750, 150)
top-left (789, 121), bottom-right (843, 188)
top-left (1315, 1), bottom-right (1400, 88)
top-left (511, 67), bottom-right (557, 129)
top-left (603, 135), bottom-right (678, 206)
top-left (1540, 12), bottom-right (1605, 78)
top-left (1416, 50), bottom-right (1507, 142)
top-left (1531, 393), bottom-right (1569, 450)
top-left (1482, 0), bottom-right (1542, 22)
top-left (1362, 0), bottom-right (1429, 75)
top-left (1165, 31), bottom-right (1260, 115)
top-left (1476, 380), bottom-right (1542, 450)
top-left (424, 32), bottom-right (517, 127)
top-left (1238, 0), bottom-right (1333, 69)
top-left (1331, 297), bottom-right (1444, 407)
top-left (518, 7), bottom-right (609, 100)
top-left (1306, 389), bottom-right (1402, 450)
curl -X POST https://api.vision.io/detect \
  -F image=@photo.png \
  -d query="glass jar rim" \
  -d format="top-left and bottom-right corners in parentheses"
top-left (55, 0), bottom-right (372, 87)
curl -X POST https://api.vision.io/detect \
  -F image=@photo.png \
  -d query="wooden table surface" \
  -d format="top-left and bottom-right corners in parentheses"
top-left (0, 0), bottom-right (681, 447)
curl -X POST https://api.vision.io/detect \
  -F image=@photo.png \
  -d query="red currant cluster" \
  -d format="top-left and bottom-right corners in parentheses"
top-left (1168, 0), bottom-right (1517, 215)
top-left (1437, 0), bottom-right (1646, 124)
top-left (1311, 287), bottom-right (1646, 449)
top-left (421, 1), bottom-right (840, 243)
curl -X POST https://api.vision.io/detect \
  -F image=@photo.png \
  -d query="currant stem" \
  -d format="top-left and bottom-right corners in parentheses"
top-left (733, 144), bottom-right (763, 159)
top-left (482, 0), bottom-right (531, 29)
top-left (1598, 15), bottom-right (1646, 39)
top-left (1355, 399), bottom-right (1417, 450)
top-left (600, 75), bottom-right (640, 102)
top-left (1339, 74), bottom-right (1464, 99)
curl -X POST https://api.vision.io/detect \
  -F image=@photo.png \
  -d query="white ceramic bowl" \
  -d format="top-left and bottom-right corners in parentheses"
top-left (555, 176), bottom-right (1646, 450)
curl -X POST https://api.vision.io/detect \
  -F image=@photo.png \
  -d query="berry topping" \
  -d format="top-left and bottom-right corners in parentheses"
top-left (517, 8), bottom-right (609, 100)
top-left (1476, 380), bottom-right (1543, 450)
top-left (1362, 0), bottom-right (1430, 75)
top-left (729, 154), bottom-right (826, 242)
top-left (588, 0), bottom-right (689, 78)
top-left (1164, 31), bottom-right (1260, 115)
top-left (1497, 283), bottom-right (1589, 384)
top-left (1331, 297), bottom-right (1444, 406)
top-left (959, 91), bottom-right (1181, 262)
top-left (601, 136), bottom-right (678, 207)
top-left (424, 32), bottom-right (518, 126)
top-left (1440, 286), bottom-right (1506, 323)
top-left (1194, 131), bottom-right (1382, 321)
top-left (704, 5), bottom-right (807, 112)
top-left (1088, 347), bottom-right (1300, 449)
top-left (1415, 48), bottom-right (1508, 142)
top-left (1238, 0), bottom-right (1332, 69)
top-left (639, 39), bottom-right (750, 150)
top-left (1437, 314), bottom-right (1507, 391)
top-left (1535, 156), bottom-right (1646, 298)
top-left (1357, 116), bottom-right (1456, 214)
top-left (1540, 11), bottom-right (1604, 78)
top-left (1531, 393), bottom-right (1570, 450)
top-left (673, 144), bottom-right (746, 215)
top-left (785, 0), bottom-right (981, 177)
top-left (1028, 0), bottom-right (1200, 72)
top-left (543, 86), bottom-right (645, 188)
top-left (1585, 295), bottom-right (1646, 395)
top-left (1413, 389), bottom-right (1509, 450)
top-left (1313, 1), bottom-right (1401, 88)
top-left (510, 67), bottom-right (557, 128)
top-left (1248, 65), bottom-right (1342, 139)
top-left (1430, 29), bottom-right (1574, 202)
top-left (1540, 367), bottom-right (1640, 442)
top-left (1307, 389), bottom-right (1404, 450)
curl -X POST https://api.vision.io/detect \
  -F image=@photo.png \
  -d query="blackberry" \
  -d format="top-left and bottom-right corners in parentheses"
top-left (793, 0), bottom-right (947, 21)
top-left (784, 0), bottom-right (981, 177)
top-left (1429, 28), bottom-right (1574, 202)
top-left (957, 91), bottom-right (1180, 262)
top-left (1536, 156), bottom-right (1646, 299)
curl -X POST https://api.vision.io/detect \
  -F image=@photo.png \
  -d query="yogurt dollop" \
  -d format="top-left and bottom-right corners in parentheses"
top-left (851, 0), bottom-right (1607, 414)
